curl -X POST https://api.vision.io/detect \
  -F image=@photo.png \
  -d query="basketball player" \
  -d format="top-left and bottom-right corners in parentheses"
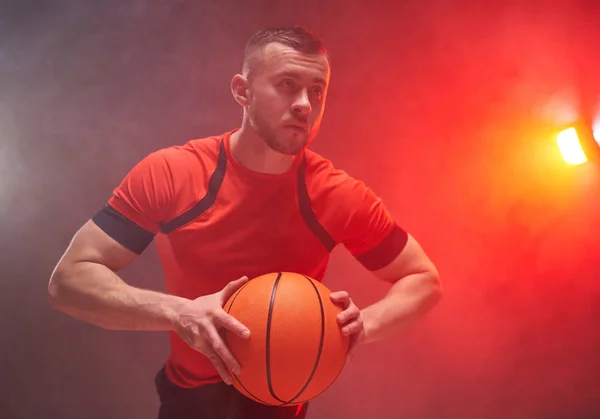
top-left (48, 26), bottom-right (441, 419)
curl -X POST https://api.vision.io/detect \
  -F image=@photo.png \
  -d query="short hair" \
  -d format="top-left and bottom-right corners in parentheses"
top-left (242, 26), bottom-right (329, 77)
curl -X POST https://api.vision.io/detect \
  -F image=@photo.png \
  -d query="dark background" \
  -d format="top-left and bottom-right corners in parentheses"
top-left (2, 1), bottom-right (600, 418)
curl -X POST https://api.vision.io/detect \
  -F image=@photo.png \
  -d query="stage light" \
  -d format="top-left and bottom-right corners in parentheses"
top-left (557, 127), bottom-right (588, 165)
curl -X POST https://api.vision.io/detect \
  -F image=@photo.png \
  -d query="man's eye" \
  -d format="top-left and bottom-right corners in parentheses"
top-left (312, 87), bottom-right (323, 99)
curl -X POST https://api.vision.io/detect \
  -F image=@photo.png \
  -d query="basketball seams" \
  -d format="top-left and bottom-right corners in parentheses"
top-left (293, 278), bottom-right (348, 404)
top-left (231, 374), bottom-right (266, 405)
top-left (224, 281), bottom-right (250, 313)
top-left (225, 272), bottom-right (345, 407)
top-left (266, 273), bottom-right (288, 404)
top-left (293, 366), bottom-right (345, 404)
top-left (224, 279), bottom-right (271, 406)
top-left (277, 275), bottom-right (326, 406)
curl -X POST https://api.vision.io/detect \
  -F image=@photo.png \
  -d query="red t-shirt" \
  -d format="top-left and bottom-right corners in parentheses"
top-left (92, 129), bottom-right (408, 387)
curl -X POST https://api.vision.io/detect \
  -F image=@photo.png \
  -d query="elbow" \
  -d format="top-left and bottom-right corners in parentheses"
top-left (423, 270), bottom-right (443, 308)
top-left (48, 277), bottom-right (62, 310)
top-left (48, 268), bottom-right (70, 311)
top-left (430, 275), bottom-right (443, 305)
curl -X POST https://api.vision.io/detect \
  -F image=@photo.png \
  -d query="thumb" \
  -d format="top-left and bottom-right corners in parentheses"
top-left (220, 276), bottom-right (249, 303)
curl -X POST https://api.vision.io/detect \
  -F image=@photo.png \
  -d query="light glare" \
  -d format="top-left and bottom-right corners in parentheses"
top-left (557, 127), bottom-right (587, 165)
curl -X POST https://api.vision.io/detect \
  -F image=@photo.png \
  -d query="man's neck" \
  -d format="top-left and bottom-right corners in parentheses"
top-left (229, 125), bottom-right (297, 175)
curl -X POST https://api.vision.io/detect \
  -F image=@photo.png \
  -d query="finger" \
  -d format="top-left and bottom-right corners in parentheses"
top-left (206, 327), bottom-right (242, 377)
top-left (337, 304), bottom-right (360, 325)
top-left (330, 291), bottom-right (350, 303)
top-left (214, 310), bottom-right (251, 339)
top-left (205, 350), bottom-right (234, 385)
top-left (341, 317), bottom-right (363, 336)
top-left (220, 276), bottom-right (249, 303)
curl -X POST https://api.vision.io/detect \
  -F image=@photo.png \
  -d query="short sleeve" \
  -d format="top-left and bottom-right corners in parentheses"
top-left (329, 172), bottom-right (409, 271)
top-left (92, 150), bottom-right (175, 254)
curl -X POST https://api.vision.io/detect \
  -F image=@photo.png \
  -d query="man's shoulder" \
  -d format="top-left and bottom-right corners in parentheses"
top-left (152, 133), bottom-right (222, 165)
top-left (127, 132), bottom-right (226, 193)
top-left (135, 133), bottom-right (226, 183)
top-left (303, 148), bottom-right (356, 187)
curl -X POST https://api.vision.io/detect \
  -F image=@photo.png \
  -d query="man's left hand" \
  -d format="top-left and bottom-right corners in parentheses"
top-left (330, 291), bottom-right (364, 363)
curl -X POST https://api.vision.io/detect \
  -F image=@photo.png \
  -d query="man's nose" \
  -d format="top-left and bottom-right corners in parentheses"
top-left (292, 89), bottom-right (312, 116)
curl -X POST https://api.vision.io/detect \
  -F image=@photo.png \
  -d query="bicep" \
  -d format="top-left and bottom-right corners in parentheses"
top-left (55, 220), bottom-right (139, 274)
top-left (56, 148), bottom-right (177, 272)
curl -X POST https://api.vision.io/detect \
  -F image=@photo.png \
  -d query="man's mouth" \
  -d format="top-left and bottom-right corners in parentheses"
top-left (285, 124), bottom-right (309, 132)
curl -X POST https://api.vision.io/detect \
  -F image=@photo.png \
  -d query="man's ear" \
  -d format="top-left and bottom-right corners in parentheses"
top-left (231, 74), bottom-right (250, 107)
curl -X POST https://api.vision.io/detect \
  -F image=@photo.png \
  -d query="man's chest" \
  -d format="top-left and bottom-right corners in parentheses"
top-left (159, 178), bottom-right (333, 281)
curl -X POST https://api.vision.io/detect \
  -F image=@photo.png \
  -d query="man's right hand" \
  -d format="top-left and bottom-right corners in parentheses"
top-left (173, 276), bottom-right (251, 385)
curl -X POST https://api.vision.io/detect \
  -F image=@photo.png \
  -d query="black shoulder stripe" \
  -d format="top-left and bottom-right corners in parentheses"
top-left (354, 224), bottom-right (409, 271)
top-left (160, 139), bottom-right (228, 234)
top-left (297, 156), bottom-right (336, 252)
top-left (92, 205), bottom-right (155, 254)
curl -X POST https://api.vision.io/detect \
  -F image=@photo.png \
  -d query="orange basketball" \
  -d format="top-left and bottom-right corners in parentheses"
top-left (223, 272), bottom-right (349, 406)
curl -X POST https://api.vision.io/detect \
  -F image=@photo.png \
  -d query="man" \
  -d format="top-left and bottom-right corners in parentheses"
top-left (48, 26), bottom-right (441, 419)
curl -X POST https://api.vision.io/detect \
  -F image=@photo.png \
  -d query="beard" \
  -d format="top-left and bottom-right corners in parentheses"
top-left (248, 104), bottom-right (310, 156)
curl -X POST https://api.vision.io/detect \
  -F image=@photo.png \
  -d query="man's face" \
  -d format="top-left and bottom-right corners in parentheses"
top-left (246, 43), bottom-right (330, 155)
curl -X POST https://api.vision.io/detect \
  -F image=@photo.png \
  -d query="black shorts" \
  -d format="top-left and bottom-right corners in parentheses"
top-left (154, 366), bottom-right (309, 419)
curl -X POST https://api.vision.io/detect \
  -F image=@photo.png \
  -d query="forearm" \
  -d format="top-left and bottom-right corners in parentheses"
top-left (360, 272), bottom-right (441, 344)
top-left (49, 261), bottom-right (187, 331)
